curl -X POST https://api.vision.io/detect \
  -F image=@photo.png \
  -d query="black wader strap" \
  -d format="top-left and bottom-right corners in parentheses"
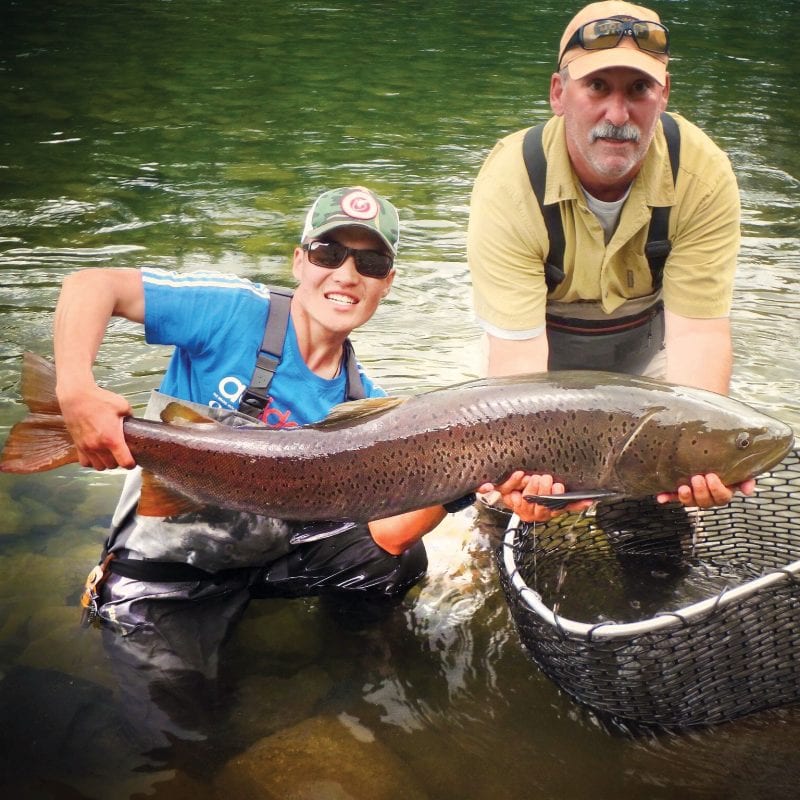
top-left (522, 123), bottom-right (566, 292)
top-left (645, 112), bottom-right (681, 291)
top-left (238, 286), bottom-right (293, 418)
top-left (108, 557), bottom-right (242, 584)
top-left (342, 340), bottom-right (367, 401)
top-left (238, 285), bottom-right (367, 418)
top-left (522, 112), bottom-right (681, 293)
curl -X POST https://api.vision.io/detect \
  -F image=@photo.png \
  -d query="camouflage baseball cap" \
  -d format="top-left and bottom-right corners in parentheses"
top-left (301, 186), bottom-right (400, 255)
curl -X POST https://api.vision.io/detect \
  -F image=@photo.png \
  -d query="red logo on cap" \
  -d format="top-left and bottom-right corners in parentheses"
top-left (340, 189), bottom-right (378, 220)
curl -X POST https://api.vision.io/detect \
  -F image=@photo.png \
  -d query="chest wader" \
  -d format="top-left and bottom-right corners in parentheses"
top-left (85, 286), bottom-right (370, 602)
top-left (239, 287), bottom-right (427, 600)
top-left (523, 113), bottom-right (680, 374)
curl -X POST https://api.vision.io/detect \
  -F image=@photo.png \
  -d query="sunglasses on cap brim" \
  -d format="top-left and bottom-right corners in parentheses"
top-left (559, 17), bottom-right (670, 69)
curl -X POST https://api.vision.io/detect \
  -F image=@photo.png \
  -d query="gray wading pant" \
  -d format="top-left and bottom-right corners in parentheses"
top-left (541, 291), bottom-right (666, 376)
top-left (94, 392), bottom-right (427, 750)
top-left (99, 527), bottom-right (427, 751)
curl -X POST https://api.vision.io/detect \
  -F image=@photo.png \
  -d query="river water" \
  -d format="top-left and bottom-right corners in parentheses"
top-left (1, 1), bottom-right (798, 798)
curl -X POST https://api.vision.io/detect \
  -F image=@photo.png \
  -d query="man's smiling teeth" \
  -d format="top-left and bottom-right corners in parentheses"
top-left (326, 293), bottom-right (356, 305)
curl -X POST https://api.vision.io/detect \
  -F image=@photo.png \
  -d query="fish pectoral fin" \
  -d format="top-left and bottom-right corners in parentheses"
top-left (523, 490), bottom-right (619, 510)
top-left (160, 402), bottom-right (220, 427)
top-left (137, 470), bottom-right (206, 517)
top-left (312, 395), bottom-right (408, 429)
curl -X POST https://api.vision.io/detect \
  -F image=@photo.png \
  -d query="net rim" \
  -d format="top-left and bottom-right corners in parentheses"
top-left (502, 513), bottom-right (800, 641)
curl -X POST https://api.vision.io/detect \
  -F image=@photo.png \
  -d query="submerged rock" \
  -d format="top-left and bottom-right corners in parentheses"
top-left (215, 714), bottom-right (430, 799)
top-left (0, 666), bottom-right (128, 779)
top-left (223, 665), bottom-right (334, 744)
top-left (18, 605), bottom-right (115, 690)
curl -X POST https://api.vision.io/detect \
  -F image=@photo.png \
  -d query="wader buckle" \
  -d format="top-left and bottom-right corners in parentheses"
top-left (79, 553), bottom-right (115, 628)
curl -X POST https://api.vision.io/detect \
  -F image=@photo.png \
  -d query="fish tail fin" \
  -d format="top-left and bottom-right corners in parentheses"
top-left (0, 413), bottom-right (78, 473)
top-left (20, 351), bottom-right (61, 415)
top-left (1, 353), bottom-right (78, 474)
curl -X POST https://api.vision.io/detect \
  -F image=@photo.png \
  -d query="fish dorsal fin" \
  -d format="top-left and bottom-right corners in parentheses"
top-left (160, 402), bottom-right (220, 427)
top-left (138, 470), bottom-right (206, 517)
top-left (311, 396), bottom-right (408, 430)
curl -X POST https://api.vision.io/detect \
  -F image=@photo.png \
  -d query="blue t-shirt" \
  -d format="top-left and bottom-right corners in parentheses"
top-left (142, 267), bottom-right (385, 427)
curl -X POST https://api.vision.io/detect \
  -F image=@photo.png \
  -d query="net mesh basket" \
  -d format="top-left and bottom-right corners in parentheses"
top-left (498, 446), bottom-right (800, 729)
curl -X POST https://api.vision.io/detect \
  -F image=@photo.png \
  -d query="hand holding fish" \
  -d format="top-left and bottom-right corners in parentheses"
top-left (48, 267), bottom-right (145, 472)
top-left (478, 472), bottom-right (594, 523)
top-left (656, 473), bottom-right (756, 509)
top-left (56, 383), bottom-right (135, 471)
top-left (484, 470), bottom-right (757, 521)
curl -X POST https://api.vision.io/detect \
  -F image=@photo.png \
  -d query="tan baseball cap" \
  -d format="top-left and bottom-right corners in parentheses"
top-left (558, 2), bottom-right (669, 86)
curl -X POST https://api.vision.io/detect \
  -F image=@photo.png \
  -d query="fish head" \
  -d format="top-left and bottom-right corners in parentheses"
top-left (612, 388), bottom-right (795, 494)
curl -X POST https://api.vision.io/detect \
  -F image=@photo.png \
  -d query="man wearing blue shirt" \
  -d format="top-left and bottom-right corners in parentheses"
top-left (53, 186), bottom-right (455, 746)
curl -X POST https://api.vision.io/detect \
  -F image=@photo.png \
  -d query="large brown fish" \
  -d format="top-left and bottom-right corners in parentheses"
top-left (0, 352), bottom-right (794, 522)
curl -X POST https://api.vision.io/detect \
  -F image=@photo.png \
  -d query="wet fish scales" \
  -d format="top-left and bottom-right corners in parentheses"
top-left (124, 376), bottom-right (791, 521)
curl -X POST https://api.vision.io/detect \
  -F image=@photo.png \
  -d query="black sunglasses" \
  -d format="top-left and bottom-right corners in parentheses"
top-left (559, 17), bottom-right (670, 69)
top-left (302, 240), bottom-right (394, 279)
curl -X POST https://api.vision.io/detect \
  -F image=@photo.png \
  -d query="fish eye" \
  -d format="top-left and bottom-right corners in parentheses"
top-left (735, 432), bottom-right (751, 449)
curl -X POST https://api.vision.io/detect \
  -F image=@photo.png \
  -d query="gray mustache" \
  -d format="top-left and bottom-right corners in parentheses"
top-left (591, 123), bottom-right (640, 142)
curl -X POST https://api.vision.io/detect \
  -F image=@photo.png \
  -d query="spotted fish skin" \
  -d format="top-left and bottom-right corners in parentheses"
top-left (96, 372), bottom-right (797, 520)
top-left (1, 354), bottom-right (794, 523)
